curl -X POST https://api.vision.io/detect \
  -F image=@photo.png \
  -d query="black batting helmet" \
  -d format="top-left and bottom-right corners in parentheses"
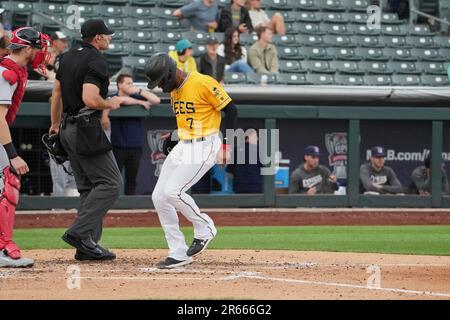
top-left (144, 52), bottom-right (177, 93)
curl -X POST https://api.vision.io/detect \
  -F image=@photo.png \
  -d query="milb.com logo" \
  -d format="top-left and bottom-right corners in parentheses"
top-left (366, 149), bottom-right (450, 162)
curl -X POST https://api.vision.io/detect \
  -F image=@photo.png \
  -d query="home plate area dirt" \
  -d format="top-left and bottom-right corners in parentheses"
top-left (1, 249), bottom-right (450, 300)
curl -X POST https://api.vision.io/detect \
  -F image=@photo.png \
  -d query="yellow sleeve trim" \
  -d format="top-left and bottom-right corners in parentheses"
top-left (215, 96), bottom-right (231, 111)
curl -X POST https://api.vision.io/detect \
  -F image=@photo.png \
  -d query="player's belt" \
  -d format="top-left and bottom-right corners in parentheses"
top-left (181, 137), bottom-right (207, 143)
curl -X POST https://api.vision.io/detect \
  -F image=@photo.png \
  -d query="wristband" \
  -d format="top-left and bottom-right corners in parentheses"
top-left (222, 143), bottom-right (230, 151)
top-left (3, 142), bottom-right (18, 159)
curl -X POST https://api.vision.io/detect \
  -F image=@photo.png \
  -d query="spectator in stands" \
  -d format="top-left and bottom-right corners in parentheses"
top-left (197, 38), bottom-right (226, 83)
top-left (218, 0), bottom-right (253, 33)
top-left (388, 0), bottom-right (409, 20)
top-left (409, 154), bottom-right (449, 195)
top-left (289, 146), bottom-right (338, 194)
top-left (248, 26), bottom-right (279, 74)
top-left (0, 22), bottom-right (10, 56)
top-left (227, 128), bottom-right (263, 193)
top-left (104, 73), bottom-right (160, 195)
top-left (247, 0), bottom-right (285, 35)
top-left (217, 27), bottom-right (254, 73)
top-left (51, 31), bottom-right (68, 56)
top-left (360, 146), bottom-right (403, 194)
top-left (168, 39), bottom-right (197, 72)
top-left (173, 0), bottom-right (219, 33)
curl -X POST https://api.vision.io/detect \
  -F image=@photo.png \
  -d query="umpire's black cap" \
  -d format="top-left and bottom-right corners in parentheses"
top-left (81, 19), bottom-right (114, 38)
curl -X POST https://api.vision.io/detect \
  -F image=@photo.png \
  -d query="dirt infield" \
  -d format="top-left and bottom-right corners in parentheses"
top-left (15, 208), bottom-right (450, 228)
top-left (1, 249), bottom-right (450, 300)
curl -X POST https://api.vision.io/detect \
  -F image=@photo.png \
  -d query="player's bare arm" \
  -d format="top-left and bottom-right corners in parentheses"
top-left (49, 79), bottom-right (63, 134)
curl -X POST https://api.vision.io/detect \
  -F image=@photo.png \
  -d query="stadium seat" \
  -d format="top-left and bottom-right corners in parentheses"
top-left (409, 24), bottom-right (432, 36)
top-left (330, 60), bottom-right (363, 74)
top-left (246, 73), bottom-right (278, 85)
top-left (392, 74), bottom-right (421, 86)
top-left (129, 42), bottom-right (157, 56)
top-left (121, 56), bottom-right (148, 81)
top-left (124, 6), bottom-right (155, 18)
top-left (319, 0), bottom-right (346, 12)
top-left (105, 42), bottom-right (130, 56)
top-left (343, 12), bottom-right (369, 24)
top-left (272, 34), bottom-right (297, 47)
top-left (124, 30), bottom-right (158, 43)
top-left (302, 47), bottom-right (331, 60)
top-left (276, 73), bottom-right (311, 85)
top-left (224, 73), bottom-right (247, 84)
top-left (97, 5), bottom-right (126, 17)
top-left (387, 61), bottom-right (421, 75)
top-left (347, 24), bottom-right (381, 35)
top-left (322, 24), bottom-right (351, 35)
top-left (411, 48), bottom-right (445, 62)
top-left (265, 0), bottom-right (294, 10)
top-left (383, 48), bottom-right (416, 61)
top-left (157, 18), bottom-right (190, 31)
top-left (158, 0), bottom-right (188, 8)
top-left (328, 47), bottom-right (361, 61)
top-left (181, 31), bottom-right (213, 44)
top-left (156, 31), bottom-right (183, 43)
top-left (360, 61), bottom-right (392, 74)
top-left (125, 17), bottom-right (160, 30)
top-left (416, 62), bottom-right (447, 74)
top-left (240, 33), bottom-right (259, 46)
top-left (303, 60), bottom-right (335, 73)
top-left (294, 0), bottom-right (320, 11)
top-left (439, 48), bottom-right (450, 57)
top-left (73, 0), bottom-right (102, 4)
top-left (433, 36), bottom-right (450, 48)
top-left (323, 35), bottom-right (353, 47)
top-left (364, 75), bottom-right (392, 86)
top-left (381, 13), bottom-right (403, 24)
top-left (306, 73), bottom-right (335, 85)
top-left (2, 2), bottom-right (33, 14)
top-left (284, 22), bottom-right (298, 34)
top-left (318, 12), bottom-right (348, 23)
top-left (355, 48), bottom-right (389, 61)
top-left (152, 42), bottom-right (177, 53)
top-left (296, 11), bottom-right (321, 22)
top-left (34, 3), bottom-right (66, 15)
top-left (103, 17), bottom-right (126, 30)
top-left (351, 35), bottom-right (381, 47)
top-left (111, 30), bottom-right (125, 41)
top-left (267, 10), bottom-right (296, 23)
top-left (420, 75), bottom-right (449, 86)
top-left (103, 0), bottom-right (129, 4)
top-left (344, 0), bottom-right (370, 12)
top-left (295, 23), bottom-right (324, 35)
top-left (74, 4), bottom-right (97, 17)
top-left (152, 7), bottom-right (179, 19)
top-left (193, 44), bottom-right (206, 58)
top-left (379, 36), bottom-right (407, 48)
top-left (277, 46), bottom-right (303, 60)
top-left (296, 35), bottom-right (325, 47)
top-left (405, 36), bottom-right (435, 48)
top-left (334, 74), bottom-right (364, 85)
top-left (278, 60), bottom-right (304, 73)
top-left (130, 0), bottom-right (158, 6)
top-left (381, 25), bottom-right (406, 36)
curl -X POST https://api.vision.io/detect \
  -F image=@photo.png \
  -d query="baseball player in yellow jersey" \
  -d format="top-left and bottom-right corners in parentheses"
top-left (144, 52), bottom-right (238, 269)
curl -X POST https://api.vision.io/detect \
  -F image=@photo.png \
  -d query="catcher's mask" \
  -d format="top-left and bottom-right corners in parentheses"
top-left (41, 133), bottom-right (72, 175)
top-left (144, 52), bottom-right (178, 93)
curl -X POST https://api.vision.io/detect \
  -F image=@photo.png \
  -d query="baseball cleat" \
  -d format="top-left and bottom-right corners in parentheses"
top-left (74, 249), bottom-right (116, 261)
top-left (155, 257), bottom-right (193, 269)
top-left (0, 251), bottom-right (34, 268)
top-left (186, 238), bottom-right (214, 257)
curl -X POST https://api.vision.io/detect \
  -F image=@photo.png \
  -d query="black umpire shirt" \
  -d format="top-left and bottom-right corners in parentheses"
top-left (56, 42), bottom-right (109, 116)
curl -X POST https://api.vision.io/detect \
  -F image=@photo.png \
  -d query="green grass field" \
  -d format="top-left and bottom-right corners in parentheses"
top-left (14, 226), bottom-right (450, 256)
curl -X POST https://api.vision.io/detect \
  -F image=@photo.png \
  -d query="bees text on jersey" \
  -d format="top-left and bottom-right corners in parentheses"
top-left (170, 71), bottom-right (231, 140)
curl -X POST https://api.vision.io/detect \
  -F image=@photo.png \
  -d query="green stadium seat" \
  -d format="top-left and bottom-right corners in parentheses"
top-left (420, 75), bottom-right (449, 86)
top-left (303, 60), bottom-right (335, 73)
top-left (381, 13), bottom-right (403, 24)
top-left (351, 35), bottom-right (381, 47)
top-left (344, 0), bottom-right (370, 12)
top-left (266, 10), bottom-right (296, 23)
top-left (103, 17), bottom-right (126, 30)
top-left (364, 75), bottom-right (392, 86)
top-left (111, 30), bottom-right (125, 41)
top-left (124, 6), bottom-right (155, 18)
top-left (34, 3), bottom-right (65, 15)
top-left (392, 74), bottom-right (421, 86)
top-left (296, 35), bottom-right (325, 47)
top-left (343, 12), bottom-right (369, 24)
top-left (295, 23), bottom-right (324, 35)
top-left (384, 48), bottom-right (416, 61)
top-left (121, 56), bottom-right (148, 81)
top-left (152, 7), bottom-right (179, 19)
top-left (193, 44), bottom-right (206, 58)
top-left (158, 18), bottom-right (190, 31)
top-left (318, 12), bottom-right (348, 23)
top-left (433, 36), bottom-right (450, 48)
top-left (2, 2), bottom-right (33, 14)
top-left (334, 74), bottom-right (364, 85)
top-left (103, 0), bottom-right (129, 4)
top-left (388, 61), bottom-right (421, 75)
top-left (285, 22), bottom-right (298, 34)
top-left (31, 13), bottom-right (66, 31)
top-left (296, 11), bottom-right (321, 22)
top-left (129, 42), bottom-right (157, 56)
top-left (246, 73), bottom-right (278, 85)
top-left (272, 34), bottom-right (297, 47)
top-left (105, 42), bottom-right (130, 56)
top-left (381, 25), bottom-right (406, 36)
top-left (278, 46), bottom-right (303, 60)
top-left (156, 31), bottom-right (183, 43)
top-left (279, 60), bottom-right (304, 73)
top-left (239, 33), bottom-right (259, 46)
top-left (302, 47), bottom-right (331, 60)
top-left (276, 73), bottom-right (310, 85)
top-left (158, 0), bottom-right (188, 8)
top-left (125, 17), bottom-right (159, 30)
top-left (323, 35), bottom-right (353, 47)
top-left (224, 73), bottom-right (247, 85)
top-left (319, 0), bottom-right (346, 11)
top-left (330, 60), bottom-right (363, 74)
top-left (153, 42), bottom-right (177, 53)
top-left (130, 0), bottom-right (158, 6)
top-left (409, 24), bottom-right (432, 36)
top-left (74, 4), bottom-right (97, 17)
top-left (265, 0), bottom-right (294, 10)
top-left (74, 0), bottom-right (102, 4)
top-left (405, 36), bottom-right (435, 48)
top-left (97, 5), bottom-right (126, 17)
top-left (355, 47), bottom-right (388, 61)
top-left (294, 0), bottom-right (320, 11)
top-left (306, 73), bottom-right (335, 85)
top-left (411, 48), bottom-right (445, 62)
top-left (347, 24), bottom-right (381, 35)
top-left (360, 61), bottom-right (392, 74)
top-left (181, 31), bottom-right (213, 44)
top-left (322, 23), bottom-right (351, 35)
top-left (328, 47), bottom-right (361, 60)
top-left (417, 62), bottom-right (447, 74)
top-left (124, 30), bottom-right (158, 43)
top-left (379, 36), bottom-right (407, 48)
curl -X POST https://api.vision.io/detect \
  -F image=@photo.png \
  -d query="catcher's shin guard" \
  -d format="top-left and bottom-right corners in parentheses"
top-left (0, 166), bottom-right (21, 259)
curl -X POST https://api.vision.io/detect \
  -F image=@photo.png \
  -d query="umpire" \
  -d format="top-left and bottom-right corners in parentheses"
top-left (49, 19), bottom-right (122, 261)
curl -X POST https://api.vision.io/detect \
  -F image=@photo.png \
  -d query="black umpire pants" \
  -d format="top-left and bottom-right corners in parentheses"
top-left (59, 118), bottom-right (121, 243)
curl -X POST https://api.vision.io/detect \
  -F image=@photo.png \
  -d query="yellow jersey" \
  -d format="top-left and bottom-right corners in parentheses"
top-left (168, 51), bottom-right (197, 73)
top-left (171, 71), bottom-right (232, 140)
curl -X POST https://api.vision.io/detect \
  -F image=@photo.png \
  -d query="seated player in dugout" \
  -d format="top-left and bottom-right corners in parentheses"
top-left (360, 146), bottom-right (404, 195)
top-left (144, 52), bottom-right (237, 269)
top-left (289, 146), bottom-right (339, 195)
top-left (408, 153), bottom-right (449, 196)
